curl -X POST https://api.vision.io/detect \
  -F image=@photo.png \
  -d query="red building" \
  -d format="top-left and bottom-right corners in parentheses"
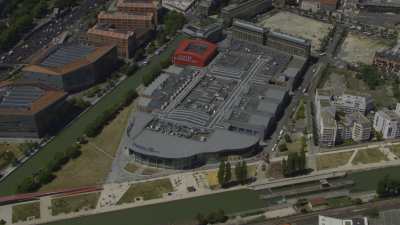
top-left (173, 39), bottom-right (217, 67)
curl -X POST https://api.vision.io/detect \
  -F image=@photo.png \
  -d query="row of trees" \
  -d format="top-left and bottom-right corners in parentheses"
top-left (17, 144), bottom-right (82, 193)
top-left (196, 209), bottom-right (228, 225)
top-left (282, 151), bottom-right (307, 177)
top-left (85, 90), bottom-right (138, 137)
top-left (142, 65), bottom-right (162, 87)
top-left (217, 160), bottom-right (249, 187)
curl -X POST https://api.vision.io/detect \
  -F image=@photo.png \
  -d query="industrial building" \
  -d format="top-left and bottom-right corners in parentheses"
top-left (22, 44), bottom-right (118, 92)
top-left (0, 82), bottom-right (67, 138)
top-left (128, 38), bottom-right (308, 169)
top-left (373, 46), bottom-right (400, 75)
top-left (315, 88), bottom-right (373, 147)
top-left (221, 0), bottom-right (273, 26)
top-left (374, 103), bottom-right (400, 139)
top-left (172, 39), bottom-right (218, 67)
top-left (231, 19), bottom-right (312, 57)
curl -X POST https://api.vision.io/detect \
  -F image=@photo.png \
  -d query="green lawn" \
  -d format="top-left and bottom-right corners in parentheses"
top-left (51, 193), bottom-right (101, 216)
top-left (0, 34), bottom-right (186, 196)
top-left (352, 148), bottom-right (388, 165)
top-left (44, 190), bottom-right (265, 225)
top-left (349, 166), bottom-right (400, 192)
top-left (389, 145), bottom-right (400, 158)
top-left (117, 179), bottom-right (173, 204)
top-left (12, 201), bottom-right (40, 223)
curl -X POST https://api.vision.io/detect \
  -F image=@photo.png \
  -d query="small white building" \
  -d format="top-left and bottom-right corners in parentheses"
top-left (319, 215), bottom-right (368, 225)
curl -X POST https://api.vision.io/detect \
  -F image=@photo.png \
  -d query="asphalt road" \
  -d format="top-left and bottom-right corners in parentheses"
top-left (0, 0), bottom-right (104, 65)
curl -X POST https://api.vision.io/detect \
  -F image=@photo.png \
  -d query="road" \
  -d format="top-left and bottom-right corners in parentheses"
top-left (0, 0), bottom-right (104, 66)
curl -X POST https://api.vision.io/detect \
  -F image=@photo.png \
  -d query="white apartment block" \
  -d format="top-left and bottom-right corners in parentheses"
top-left (315, 89), bottom-right (373, 146)
top-left (373, 103), bottom-right (400, 139)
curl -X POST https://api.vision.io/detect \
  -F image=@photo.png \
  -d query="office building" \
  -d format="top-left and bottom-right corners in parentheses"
top-left (116, 0), bottom-right (158, 24)
top-left (97, 11), bottom-right (155, 31)
top-left (162, 0), bottom-right (197, 14)
top-left (22, 44), bottom-right (118, 92)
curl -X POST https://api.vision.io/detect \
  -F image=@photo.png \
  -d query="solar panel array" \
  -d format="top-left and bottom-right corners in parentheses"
top-left (0, 86), bottom-right (45, 109)
top-left (40, 45), bottom-right (95, 67)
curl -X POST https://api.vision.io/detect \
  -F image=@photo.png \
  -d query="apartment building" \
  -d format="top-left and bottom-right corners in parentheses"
top-left (374, 103), bottom-right (400, 139)
top-left (315, 88), bottom-right (373, 146)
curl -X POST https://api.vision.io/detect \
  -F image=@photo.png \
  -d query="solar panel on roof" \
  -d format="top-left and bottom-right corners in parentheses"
top-left (40, 45), bottom-right (95, 67)
top-left (0, 85), bottom-right (45, 109)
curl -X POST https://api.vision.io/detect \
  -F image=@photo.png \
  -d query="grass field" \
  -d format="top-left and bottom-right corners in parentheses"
top-left (117, 179), bottom-right (174, 204)
top-left (389, 145), bottom-right (400, 158)
top-left (352, 148), bottom-right (388, 165)
top-left (39, 103), bottom-right (133, 192)
top-left (338, 32), bottom-right (390, 65)
top-left (51, 193), bottom-right (101, 216)
top-left (12, 201), bottom-right (40, 223)
top-left (45, 189), bottom-right (265, 225)
top-left (349, 166), bottom-right (400, 192)
top-left (0, 34), bottom-right (186, 196)
top-left (316, 151), bottom-right (353, 170)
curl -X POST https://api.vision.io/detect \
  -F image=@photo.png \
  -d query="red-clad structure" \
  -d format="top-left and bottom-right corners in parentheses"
top-left (172, 39), bottom-right (218, 67)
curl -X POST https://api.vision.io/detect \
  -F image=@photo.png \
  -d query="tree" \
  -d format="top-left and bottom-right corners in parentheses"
top-left (37, 169), bottom-right (54, 185)
top-left (164, 11), bottom-right (186, 36)
top-left (224, 162), bottom-right (231, 184)
top-left (375, 131), bottom-right (383, 141)
top-left (17, 177), bottom-right (40, 193)
top-left (196, 213), bottom-right (207, 225)
top-left (241, 161), bottom-right (248, 184)
top-left (217, 160), bottom-right (226, 187)
top-left (235, 161), bottom-right (242, 184)
top-left (284, 134), bottom-right (292, 143)
top-left (282, 158), bottom-right (288, 177)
